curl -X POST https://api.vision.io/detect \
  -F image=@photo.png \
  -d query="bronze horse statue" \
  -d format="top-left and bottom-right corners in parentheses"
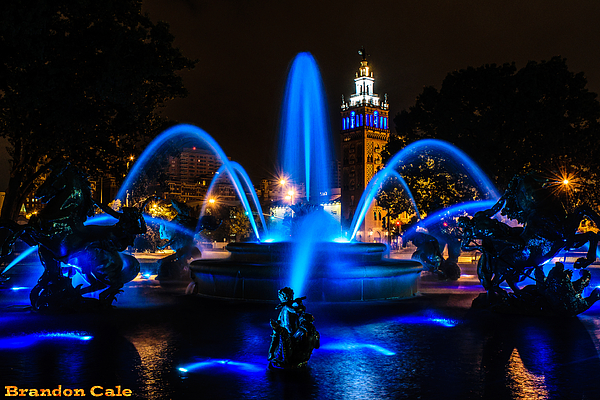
top-left (0, 163), bottom-right (150, 311)
top-left (157, 200), bottom-right (220, 282)
top-left (458, 171), bottom-right (600, 316)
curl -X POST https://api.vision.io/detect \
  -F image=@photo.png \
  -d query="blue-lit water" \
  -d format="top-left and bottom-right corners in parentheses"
top-left (349, 139), bottom-right (501, 240)
top-left (289, 210), bottom-right (340, 295)
top-left (279, 52), bottom-right (333, 204)
top-left (99, 52), bottom-right (504, 299)
top-left (2, 260), bottom-right (600, 399)
top-left (1, 245), bottom-right (38, 274)
top-left (0, 332), bottom-right (92, 350)
top-left (401, 199), bottom-right (498, 239)
top-left (272, 52), bottom-right (346, 293)
top-left (386, 139), bottom-right (500, 199)
top-left (199, 161), bottom-right (267, 236)
top-left (115, 123), bottom-right (265, 240)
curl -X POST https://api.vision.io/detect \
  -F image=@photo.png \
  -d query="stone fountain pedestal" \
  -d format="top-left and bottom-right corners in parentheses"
top-left (189, 242), bottom-right (422, 302)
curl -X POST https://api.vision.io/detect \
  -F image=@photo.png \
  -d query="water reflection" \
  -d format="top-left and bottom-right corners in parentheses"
top-left (178, 359), bottom-right (263, 373)
top-left (506, 349), bottom-right (549, 400)
top-left (127, 327), bottom-right (176, 400)
top-left (320, 340), bottom-right (396, 355)
top-left (480, 314), bottom-right (600, 399)
top-left (0, 331), bottom-right (92, 349)
top-left (2, 281), bottom-right (600, 399)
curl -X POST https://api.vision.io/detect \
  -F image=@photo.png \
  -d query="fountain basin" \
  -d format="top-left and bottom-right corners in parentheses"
top-left (189, 242), bottom-right (422, 302)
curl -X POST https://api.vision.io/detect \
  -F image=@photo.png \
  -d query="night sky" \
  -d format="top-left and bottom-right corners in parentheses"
top-left (2, 0), bottom-right (600, 190)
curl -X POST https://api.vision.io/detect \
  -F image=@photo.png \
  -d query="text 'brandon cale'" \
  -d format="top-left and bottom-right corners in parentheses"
top-left (5, 385), bottom-right (133, 397)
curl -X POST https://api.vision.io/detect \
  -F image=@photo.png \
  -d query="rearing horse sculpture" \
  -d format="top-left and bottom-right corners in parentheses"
top-left (0, 163), bottom-right (150, 311)
top-left (458, 171), bottom-right (600, 316)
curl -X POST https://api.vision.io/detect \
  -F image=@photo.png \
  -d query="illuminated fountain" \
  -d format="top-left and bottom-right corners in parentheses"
top-left (188, 142), bottom-right (497, 301)
top-left (114, 52), bottom-right (498, 302)
top-left (175, 53), bottom-right (418, 301)
top-left (185, 53), bottom-right (495, 302)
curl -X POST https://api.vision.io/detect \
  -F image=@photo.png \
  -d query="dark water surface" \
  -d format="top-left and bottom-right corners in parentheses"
top-left (2, 262), bottom-right (600, 400)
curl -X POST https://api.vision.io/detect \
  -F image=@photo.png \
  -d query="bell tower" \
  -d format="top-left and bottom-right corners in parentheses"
top-left (340, 48), bottom-right (390, 241)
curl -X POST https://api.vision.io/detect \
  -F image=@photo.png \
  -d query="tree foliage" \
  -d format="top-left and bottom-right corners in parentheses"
top-left (229, 208), bottom-right (251, 238)
top-left (201, 206), bottom-right (254, 242)
top-left (375, 181), bottom-right (412, 220)
top-left (376, 154), bottom-right (482, 218)
top-left (0, 0), bottom-right (195, 219)
top-left (388, 57), bottom-right (600, 192)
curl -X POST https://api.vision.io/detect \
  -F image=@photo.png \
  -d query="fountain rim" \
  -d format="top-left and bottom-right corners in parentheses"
top-left (189, 241), bottom-right (422, 302)
top-left (225, 241), bottom-right (387, 254)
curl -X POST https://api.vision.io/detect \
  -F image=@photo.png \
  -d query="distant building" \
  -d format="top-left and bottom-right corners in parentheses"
top-left (340, 51), bottom-right (390, 242)
top-left (169, 147), bottom-right (223, 184)
top-left (164, 147), bottom-right (235, 206)
top-left (89, 176), bottom-right (118, 205)
top-left (330, 159), bottom-right (341, 191)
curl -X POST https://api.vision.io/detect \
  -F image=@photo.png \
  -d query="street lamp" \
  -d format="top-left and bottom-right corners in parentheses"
top-left (278, 177), bottom-right (295, 204)
top-left (207, 197), bottom-right (216, 215)
top-left (126, 155), bottom-right (135, 170)
top-left (279, 177), bottom-right (296, 219)
top-left (552, 169), bottom-right (577, 211)
top-left (278, 178), bottom-right (288, 201)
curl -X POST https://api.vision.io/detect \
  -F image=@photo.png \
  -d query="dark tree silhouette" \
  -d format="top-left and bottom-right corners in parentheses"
top-left (0, 0), bottom-right (195, 220)
top-left (386, 57), bottom-right (600, 193)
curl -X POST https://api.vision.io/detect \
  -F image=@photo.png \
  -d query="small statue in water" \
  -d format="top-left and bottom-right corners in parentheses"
top-left (268, 287), bottom-right (320, 369)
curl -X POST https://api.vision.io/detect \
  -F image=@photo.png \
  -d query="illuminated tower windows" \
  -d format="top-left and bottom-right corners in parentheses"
top-left (340, 50), bottom-right (390, 241)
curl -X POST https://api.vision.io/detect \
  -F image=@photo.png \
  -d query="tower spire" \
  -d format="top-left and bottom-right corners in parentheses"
top-left (344, 48), bottom-right (385, 109)
top-left (358, 46), bottom-right (369, 61)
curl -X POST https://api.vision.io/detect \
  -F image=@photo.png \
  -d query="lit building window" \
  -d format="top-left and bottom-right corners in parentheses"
top-left (350, 111), bottom-right (355, 128)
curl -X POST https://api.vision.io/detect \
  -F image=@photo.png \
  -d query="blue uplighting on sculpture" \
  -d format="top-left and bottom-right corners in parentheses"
top-left (1, 245), bottom-right (38, 275)
top-left (455, 171), bottom-right (600, 316)
top-left (0, 164), bottom-right (150, 310)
